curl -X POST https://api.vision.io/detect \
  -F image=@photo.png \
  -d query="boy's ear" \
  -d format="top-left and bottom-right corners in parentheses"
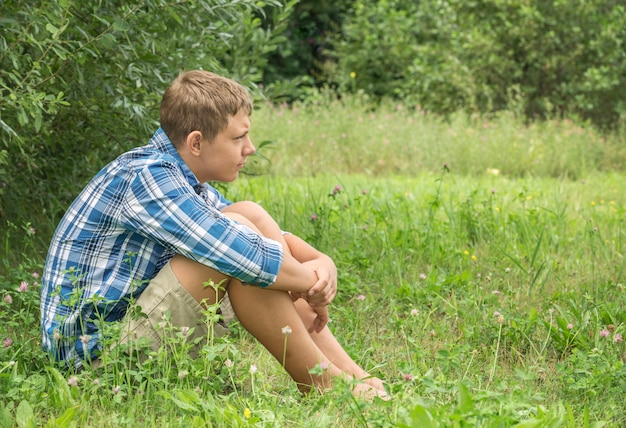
top-left (185, 131), bottom-right (204, 156)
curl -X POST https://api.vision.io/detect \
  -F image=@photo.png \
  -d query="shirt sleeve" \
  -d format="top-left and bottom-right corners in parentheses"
top-left (120, 160), bottom-right (283, 287)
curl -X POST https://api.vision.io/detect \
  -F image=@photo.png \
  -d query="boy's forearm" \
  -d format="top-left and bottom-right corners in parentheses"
top-left (267, 252), bottom-right (318, 293)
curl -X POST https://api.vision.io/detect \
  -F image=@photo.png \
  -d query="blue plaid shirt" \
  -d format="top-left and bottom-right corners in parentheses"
top-left (41, 128), bottom-right (283, 367)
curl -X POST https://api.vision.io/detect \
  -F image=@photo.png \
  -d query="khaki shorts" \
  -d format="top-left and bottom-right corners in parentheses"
top-left (117, 260), bottom-right (234, 359)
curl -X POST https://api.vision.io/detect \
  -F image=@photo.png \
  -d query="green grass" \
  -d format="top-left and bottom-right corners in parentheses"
top-left (1, 97), bottom-right (625, 426)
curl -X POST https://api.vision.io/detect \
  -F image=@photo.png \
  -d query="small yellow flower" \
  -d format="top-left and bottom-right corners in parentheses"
top-left (471, 255), bottom-right (478, 261)
top-left (463, 250), bottom-right (470, 255)
top-left (350, 71), bottom-right (356, 79)
top-left (244, 408), bottom-right (251, 419)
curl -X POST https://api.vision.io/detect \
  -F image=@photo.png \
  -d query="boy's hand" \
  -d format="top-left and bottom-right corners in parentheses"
top-left (302, 256), bottom-right (337, 306)
top-left (308, 304), bottom-right (329, 333)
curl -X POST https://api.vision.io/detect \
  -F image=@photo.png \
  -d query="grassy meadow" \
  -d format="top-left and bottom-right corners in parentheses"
top-left (1, 97), bottom-right (625, 427)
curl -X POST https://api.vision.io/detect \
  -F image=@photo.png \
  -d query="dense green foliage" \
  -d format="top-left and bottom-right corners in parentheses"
top-left (322, 0), bottom-right (626, 127)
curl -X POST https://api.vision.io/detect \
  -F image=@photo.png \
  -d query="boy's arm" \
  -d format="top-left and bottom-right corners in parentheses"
top-left (282, 233), bottom-right (338, 306)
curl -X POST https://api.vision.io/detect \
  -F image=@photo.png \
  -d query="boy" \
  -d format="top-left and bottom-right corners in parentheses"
top-left (41, 70), bottom-right (387, 398)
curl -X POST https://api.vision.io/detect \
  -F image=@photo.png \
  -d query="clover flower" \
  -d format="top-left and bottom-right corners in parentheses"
top-left (18, 281), bottom-right (28, 293)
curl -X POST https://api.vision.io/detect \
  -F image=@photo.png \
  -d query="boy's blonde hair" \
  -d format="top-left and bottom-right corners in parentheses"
top-left (160, 70), bottom-right (253, 147)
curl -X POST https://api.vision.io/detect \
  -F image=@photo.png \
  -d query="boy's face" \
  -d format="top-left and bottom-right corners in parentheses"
top-left (195, 110), bottom-right (255, 183)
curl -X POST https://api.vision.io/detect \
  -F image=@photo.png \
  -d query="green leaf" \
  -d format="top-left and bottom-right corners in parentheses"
top-left (113, 19), bottom-right (131, 32)
top-left (409, 404), bottom-right (436, 428)
top-left (15, 400), bottom-right (35, 428)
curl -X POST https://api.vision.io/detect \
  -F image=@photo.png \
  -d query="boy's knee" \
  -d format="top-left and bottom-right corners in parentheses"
top-left (222, 201), bottom-right (270, 227)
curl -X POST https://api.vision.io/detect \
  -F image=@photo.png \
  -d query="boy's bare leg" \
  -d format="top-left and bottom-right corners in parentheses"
top-left (171, 201), bottom-right (385, 395)
top-left (171, 254), bottom-right (345, 392)
top-left (293, 299), bottom-right (388, 394)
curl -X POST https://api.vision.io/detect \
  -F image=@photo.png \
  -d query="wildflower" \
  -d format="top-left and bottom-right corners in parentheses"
top-left (310, 214), bottom-right (318, 222)
top-left (244, 408), bottom-right (252, 419)
top-left (471, 255), bottom-right (478, 262)
top-left (180, 326), bottom-right (190, 337)
top-left (3, 337), bottom-right (13, 348)
top-left (332, 185), bottom-right (342, 196)
top-left (429, 330), bottom-right (436, 337)
top-left (493, 311), bottom-right (501, 317)
top-left (566, 323), bottom-right (574, 330)
top-left (79, 335), bottom-right (90, 346)
top-left (281, 325), bottom-right (292, 335)
top-left (28, 227), bottom-right (36, 235)
top-left (350, 72), bottom-right (356, 79)
top-left (3, 294), bottom-right (12, 304)
top-left (486, 168), bottom-right (500, 176)
top-left (93, 379), bottom-right (100, 385)
top-left (505, 267), bottom-right (511, 273)
top-left (419, 273), bottom-right (426, 280)
top-left (319, 361), bottom-right (329, 370)
top-left (599, 329), bottom-right (610, 338)
top-left (67, 376), bottom-right (78, 387)
top-left (112, 385), bottom-right (121, 395)
top-left (411, 309), bottom-right (419, 317)
top-left (18, 281), bottom-right (28, 292)
top-left (402, 373), bottom-right (414, 381)
top-left (249, 364), bottom-right (257, 375)
top-left (178, 370), bottom-right (188, 380)
top-left (614, 333), bottom-right (623, 343)
top-left (32, 272), bottom-right (40, 279)
top-left (356, 294), bottom-right (365, 301)
top-left (607, 324), bottom-right (615, 333)
top-left (361, 189), bottom-right (368, 195)
top-left (224, 359), bottom-right (234, 368)
top-left (463, 250), bottom-right (470, 256)
top-left (137, 389), bottom-right (144, 396)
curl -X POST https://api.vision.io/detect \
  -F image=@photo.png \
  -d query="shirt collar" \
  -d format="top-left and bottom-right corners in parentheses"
top-left (149, 128), bottom-right (203, 193)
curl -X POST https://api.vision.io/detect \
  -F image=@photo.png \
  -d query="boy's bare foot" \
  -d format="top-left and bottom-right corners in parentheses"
top-left (352, 382), bottom-right (391, 401)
